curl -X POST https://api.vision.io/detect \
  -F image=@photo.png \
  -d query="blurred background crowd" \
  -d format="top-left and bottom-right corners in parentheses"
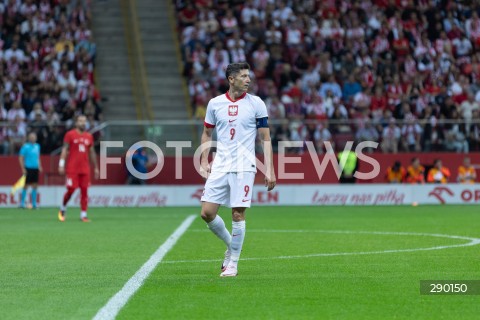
top-left (0, 0), bottom-right (101, 155)
top-left (176, 0), bottom-right (480, 154)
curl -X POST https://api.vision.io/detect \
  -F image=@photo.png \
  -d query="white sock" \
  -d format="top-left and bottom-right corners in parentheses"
top-left (80, 211), bottom-right (87, 218)
top-left (230, 220), bottom-right (246, 267)
top-left (207, 215), bottom-right (232, 249)
top-left (60, 204), bottom-right (66, 211)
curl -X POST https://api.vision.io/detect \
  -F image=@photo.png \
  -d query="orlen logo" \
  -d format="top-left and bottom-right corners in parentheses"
top-left (459, 189), bottom-right (480, 203)
top-left (0, 192), bottom-right (40, 206)
top-left (428, 187), bottom-right (454, 204)
top-left (252, 191), bottom-right (278, 204)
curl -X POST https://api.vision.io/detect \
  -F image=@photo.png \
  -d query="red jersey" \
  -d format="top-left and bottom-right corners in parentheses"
top-left (64, 129), bottom-right (94, 174)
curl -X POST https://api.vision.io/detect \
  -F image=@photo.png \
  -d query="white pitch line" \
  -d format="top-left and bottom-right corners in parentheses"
top-left (93, 215), bottom-right (196, 320)
top-left (163, 229), bottom-right (480, 264)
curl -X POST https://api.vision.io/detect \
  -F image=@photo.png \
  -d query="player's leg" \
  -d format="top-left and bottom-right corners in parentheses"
top-left (220, 207), bottom-right (246, 277)
top-left (79, 173), bottom-right (90, 222)
top-left (59, 174), bottom-right (78, 221)
top-left (220, 172), bottom-right (254, 277)
top-left (30, 169), bottom-right (39, 209)
top-left (31, 183), bottom-right (38, 209)
top-left (20, 184), bottom-right (29, 208)
top-left (200, 172), bottom-right (232, 269)
top-left (21, 169), bottom-right (33, 208)
top-left (201, 201), bottom-right (232, 269)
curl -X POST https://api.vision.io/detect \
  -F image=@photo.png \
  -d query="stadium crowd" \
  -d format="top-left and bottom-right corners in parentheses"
top-left (176, 0), bottom-right (480, 154)
top-left (0, 0), bottom-right (101, 155)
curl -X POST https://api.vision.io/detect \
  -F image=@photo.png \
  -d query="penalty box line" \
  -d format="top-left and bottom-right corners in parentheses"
top-left (93, 214), bottom-right (197, 320)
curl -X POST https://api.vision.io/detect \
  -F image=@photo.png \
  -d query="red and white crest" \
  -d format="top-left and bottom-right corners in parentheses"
top-left (228, 105), bottom-right (238, 116)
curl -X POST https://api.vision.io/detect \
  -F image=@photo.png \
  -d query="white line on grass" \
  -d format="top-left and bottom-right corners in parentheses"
top-left (93, 215), bottom-right (196, 320)
top-left (163, 229), bottom-right (480, 264)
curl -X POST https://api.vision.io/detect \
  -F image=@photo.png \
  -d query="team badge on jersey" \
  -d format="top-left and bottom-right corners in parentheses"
top-left (228, 105), bottom-right (238, 116)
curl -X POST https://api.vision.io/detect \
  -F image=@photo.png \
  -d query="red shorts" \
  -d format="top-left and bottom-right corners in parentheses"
top-left (66, 173), bottom-right (90, 189)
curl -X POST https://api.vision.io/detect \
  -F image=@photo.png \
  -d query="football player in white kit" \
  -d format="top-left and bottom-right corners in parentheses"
top-left (200, 62), bottom-right (276, 277)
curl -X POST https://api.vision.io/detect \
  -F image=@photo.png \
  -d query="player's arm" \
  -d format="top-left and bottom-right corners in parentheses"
top-left (38, 153), bottom-right (43, 172)
top-left (258, 124), bottom-right (276, 191)
top-left (200, 125), bottom-right (214, 179)
top-left (18, 152), bottom-right (26, 176)
top-left (89, 145), bottom-right (100, 179)
top-left (58, 143), bottom-right (69, 175)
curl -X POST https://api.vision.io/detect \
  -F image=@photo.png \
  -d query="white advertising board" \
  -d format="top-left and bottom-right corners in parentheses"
top-left (0, 184), bottom-right (478, 208)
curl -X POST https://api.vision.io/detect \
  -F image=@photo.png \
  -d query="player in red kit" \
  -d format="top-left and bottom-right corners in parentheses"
top-left (58, 115), bottom-right (99, 222)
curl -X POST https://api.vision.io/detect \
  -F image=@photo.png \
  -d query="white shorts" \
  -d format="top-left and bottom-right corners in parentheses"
top-left (201, 171), bottom-right (255, 208)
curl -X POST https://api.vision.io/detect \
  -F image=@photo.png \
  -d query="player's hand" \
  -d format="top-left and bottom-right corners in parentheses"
top-left (22, 168), bottom-right (27, 176)
top-left (265, 171), bottom-right (276, 191)
top-left (94, 168), bottom-right (100, 179)
top-left (58, 167), bottom-right (65, 175)
top-left (200, 163), bottom-right (211, 180)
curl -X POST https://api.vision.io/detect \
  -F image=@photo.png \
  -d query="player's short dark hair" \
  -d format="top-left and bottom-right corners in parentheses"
top-left (75, 114), bottom-right (87, 122)
top-left (225, 62), bottom-right (250, 80)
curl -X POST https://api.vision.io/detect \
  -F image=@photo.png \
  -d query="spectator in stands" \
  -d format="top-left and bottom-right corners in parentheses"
top-left (385, 161), bottom-right (406, 184)
top-left (300, 62), bottom-right (320, 91)
top-left (55, 35), bottom-right (74, 57)
top-left (243, 17), bottom-right (263, 53)
top-left (29, 109), bottom-right (48, 144)
top-left (178, 3), bottom-right (197, 27)
top-left (5, 41), bottom-right (25, 62)
top-left (265, 23), bottom-right (282, 46)
top-left (241, 0), bottom-right (259, 26)
top-left (457, 157), bottom-right (477, 184)
top-left (444, 109), bottom-right (468, 153)
top-left (265, 95), bottom-right (285, 121)
top-left (381, 117), bottom-right (401, 153)
top-left (7, 101), bottom-right (26, 122)
top-left (319, 75), bottom-right (342, 99)
top-left (316, 52), bottom-right (334, 79)
top-left (28, 103), bottom-right (46, 122)
top-left (314, 121), bottom-right (334, 154)
top-left (342, 74), bottom-right (362, 104)
top-left (329, 100), bottom-right (350, 134)
top-left (460, 93), bottom-right (479, 126)
top-left (75, 32), bottom-right (96, 62)
top-left (221, 9), bottom-right (238, 37)
top-left (355, 120), bottom-right (379, 152)
top-left (7, 116), bottom-right (27, 155)
top-left (406, 157), bottom-right (425, 184)
top-left (252, 43), bottom-right (270, 79)
top-left (427, 159), bottom-right (451, 184)
top-left (370, 86), bottom-right (388, 121)
top-left (401, 116), bottom-right (423, 152)
top-left (352, 88), bottom-right (372, 112)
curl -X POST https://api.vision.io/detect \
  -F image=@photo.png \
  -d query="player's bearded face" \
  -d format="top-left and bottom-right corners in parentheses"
top-left (77, 117), bottom-right (87, 131)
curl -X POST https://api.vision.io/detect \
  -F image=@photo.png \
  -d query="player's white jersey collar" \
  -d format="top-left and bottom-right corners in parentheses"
top-left (225, 91), bottom-right (247, 102)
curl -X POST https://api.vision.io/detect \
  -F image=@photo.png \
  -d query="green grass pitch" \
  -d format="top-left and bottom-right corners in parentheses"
top-left (0, 205), bottom-right (479, 319)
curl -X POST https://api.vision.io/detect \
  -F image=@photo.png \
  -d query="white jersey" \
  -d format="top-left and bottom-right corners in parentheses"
top-left (205, 92), bottom-right (268, 173)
